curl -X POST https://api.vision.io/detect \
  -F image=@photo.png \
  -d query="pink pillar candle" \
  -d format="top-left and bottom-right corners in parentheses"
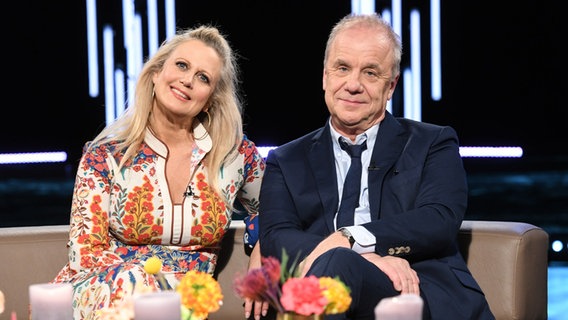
top-left (134, 291), bottom-right (181, 320)
top-left (374, 293), bottom-right (423, 320)
top-left (29, 283), bottom-right (73, 320)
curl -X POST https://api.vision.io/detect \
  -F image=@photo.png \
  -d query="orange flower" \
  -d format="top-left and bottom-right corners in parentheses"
top-left (176, 270), bottom-right (223, 319)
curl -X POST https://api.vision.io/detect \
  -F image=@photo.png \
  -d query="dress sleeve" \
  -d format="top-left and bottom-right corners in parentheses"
top-left (236, 135), bottom-right (265, 255)
top-left (67, 142), bottom-right (124, 272)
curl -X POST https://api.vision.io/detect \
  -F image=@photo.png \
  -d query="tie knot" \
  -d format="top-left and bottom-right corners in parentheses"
top-left (339, 139), bottom-right (367, 158)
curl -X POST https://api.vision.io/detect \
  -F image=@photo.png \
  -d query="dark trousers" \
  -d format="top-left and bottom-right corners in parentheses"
top-left (307, 248), bottom-right (431, 320)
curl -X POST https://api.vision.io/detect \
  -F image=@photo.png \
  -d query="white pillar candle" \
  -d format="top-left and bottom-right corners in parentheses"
top-left (374, 293), bottom-right (423, 320)
top-left (29, 283), bottom-right (73, 320)
top-left (134, 291), bottom-right (181, 320)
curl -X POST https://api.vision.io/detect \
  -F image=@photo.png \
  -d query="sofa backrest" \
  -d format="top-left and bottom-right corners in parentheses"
top-left (0, 220), bottom-right (548, 320)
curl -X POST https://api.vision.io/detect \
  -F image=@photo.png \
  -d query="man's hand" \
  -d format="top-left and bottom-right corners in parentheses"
top-left (361, 253), bottom-right (420, 294)
top-left (298, 231), bottom-right (420, 295)
top-left (300, 231), bottom-right (351, 276)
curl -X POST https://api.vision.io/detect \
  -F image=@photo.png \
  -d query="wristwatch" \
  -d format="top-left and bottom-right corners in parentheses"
top-left (340, 228), bottom-right (356, 248)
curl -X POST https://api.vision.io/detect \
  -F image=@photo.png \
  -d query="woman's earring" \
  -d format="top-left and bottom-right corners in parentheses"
top-left (203, 110), bottom-right (211, 127)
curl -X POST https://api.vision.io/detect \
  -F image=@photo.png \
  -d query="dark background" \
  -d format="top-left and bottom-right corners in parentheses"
top-left (3, 1), bottom-right (567, 166)
top-left (1, 1), bottom-right (567, 234)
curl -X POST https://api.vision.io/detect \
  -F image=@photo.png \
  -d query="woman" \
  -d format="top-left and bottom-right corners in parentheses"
top-left (52, 25), bottom-right (265, 319)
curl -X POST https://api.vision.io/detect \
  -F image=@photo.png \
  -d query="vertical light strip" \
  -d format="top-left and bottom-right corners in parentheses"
top-left (147, 0), bottom-right (159, 56)
top-left (430, 0), bottom-right (442, 100)
top-left (165, 0), bottom-right (176, 39)
top-left (103, 26), bottom-right (116, 125)
top-left (133, 14), bottom-right (143, 76)
top-left (86, 0), bottom-right (99, 98)
top-left (114, 69), bottom-right (126, 116)
top-left (123, 2), bottom-right (137, 109)
top-left (381, 8), bottom-right (393, 114)
top-left (391, 0), bottom-right (402, 43)
top-left (403, 69), bottom-right (413, 119)
top-left (391, 0), bottom-right (404, 116)
top-left (381, 9), bottom-right (393, 29)
top-left (129, 14), bottom-right (143, 107)
top-left (122, 0), bottom-right (134, 48)
top-left (409, 10), bottom-right (422, 121)
top-left (351, 0), bottom-right (375, 14)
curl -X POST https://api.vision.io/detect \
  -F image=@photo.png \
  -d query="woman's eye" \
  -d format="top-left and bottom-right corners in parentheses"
top-left (197, 73), bottom-right (210, 84)
top-left (176, 61), bottom-right (188, 70)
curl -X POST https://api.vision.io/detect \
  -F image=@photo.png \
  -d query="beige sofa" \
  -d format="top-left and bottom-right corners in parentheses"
top-left (0, 220), bottom-right (548, 320)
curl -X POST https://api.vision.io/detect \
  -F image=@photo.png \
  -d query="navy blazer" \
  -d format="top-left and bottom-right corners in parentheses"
top-left (259, 112), bottom-right (490, 318)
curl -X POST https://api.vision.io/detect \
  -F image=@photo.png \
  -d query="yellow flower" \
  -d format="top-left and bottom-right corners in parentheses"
top-left (140, 257), bottom-right (223, 319)
top-left (319, 276), bottom-right (352, 314)
top-left (176, 270), bottom-right (223, 320)
top-left (144, 256), bottom-right (163, 275)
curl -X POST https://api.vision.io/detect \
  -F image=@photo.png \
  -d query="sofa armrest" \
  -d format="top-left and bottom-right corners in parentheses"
top-left (458, 220), bottom-right (549, 320)
top-left (0, 225), bottom-right (70, 318)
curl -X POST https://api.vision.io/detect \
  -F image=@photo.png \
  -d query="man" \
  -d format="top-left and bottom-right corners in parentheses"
top-left (258, 13), bottom-right (495, 319)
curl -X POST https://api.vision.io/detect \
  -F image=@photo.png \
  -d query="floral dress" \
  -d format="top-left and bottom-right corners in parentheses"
top-left (52, 127), bottom-right (265, 320)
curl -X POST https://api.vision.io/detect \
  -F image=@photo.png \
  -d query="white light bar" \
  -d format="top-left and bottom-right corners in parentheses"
top-left (458, 146), bottom-right (523, 158)
top-left (258, 146), bottom-right (523, 159)
top-left (0, 146), bottom-right (522, 165)
top-left (0, 152), bottom-right (68, 164)
top-left (257, 146), bottom-right (278, 159)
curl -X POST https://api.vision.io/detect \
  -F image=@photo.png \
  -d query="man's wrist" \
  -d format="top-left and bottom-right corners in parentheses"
top-left (340, 228), bottom-right (355, 248)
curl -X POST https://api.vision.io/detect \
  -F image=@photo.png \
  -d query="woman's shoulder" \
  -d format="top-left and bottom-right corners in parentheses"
top-left (239, 134), bottom-right (262, 154)
top-left (82, 139), bottom-right (122, 155)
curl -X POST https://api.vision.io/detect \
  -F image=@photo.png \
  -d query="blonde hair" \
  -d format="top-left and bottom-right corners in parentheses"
top-left (88, 25), bottom-right (244, 203)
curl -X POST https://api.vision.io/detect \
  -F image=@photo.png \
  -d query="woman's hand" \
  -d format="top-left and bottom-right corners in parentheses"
top-left (243, 243), bottom-right (270, 319)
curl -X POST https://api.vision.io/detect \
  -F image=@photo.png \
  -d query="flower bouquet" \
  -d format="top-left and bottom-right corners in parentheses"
top-left (233, 251), bottom-right (352, 318)
top-left (97, 257), bottom-right (223, 320)
top-left (144, 257), bottom-right (223, 320)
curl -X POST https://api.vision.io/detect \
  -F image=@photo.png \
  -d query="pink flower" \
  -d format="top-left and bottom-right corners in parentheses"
top-left (261, 256), bottom-right (281, 283)
top-left (233, 262), bottom-right (282, 312)
top-left (233, 268), bottom-right (270, 301)
top-left (280, 276), bottom-right (327, 316)
top-left (233, 251), bottom-right (351, 316)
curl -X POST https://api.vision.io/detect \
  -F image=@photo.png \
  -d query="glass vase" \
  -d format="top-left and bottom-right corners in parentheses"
top-left (276, 313), bottom-right (324, 320)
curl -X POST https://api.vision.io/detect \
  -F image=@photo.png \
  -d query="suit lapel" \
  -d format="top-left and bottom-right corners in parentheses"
top-left (308, 123), bottom-right (339, 231)
top-left (368, 113), bottom-right (409, 217)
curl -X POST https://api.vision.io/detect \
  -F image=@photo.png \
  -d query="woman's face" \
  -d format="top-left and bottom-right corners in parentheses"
top-left (152, 39), bottom-right (221, 121)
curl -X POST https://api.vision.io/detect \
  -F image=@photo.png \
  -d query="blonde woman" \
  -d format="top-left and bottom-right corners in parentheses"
top-left (52, 25), bottom-right (265, 319)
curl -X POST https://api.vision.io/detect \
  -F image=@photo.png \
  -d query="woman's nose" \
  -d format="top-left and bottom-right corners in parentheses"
top-left (179, 74), bottom-right (193, 87)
